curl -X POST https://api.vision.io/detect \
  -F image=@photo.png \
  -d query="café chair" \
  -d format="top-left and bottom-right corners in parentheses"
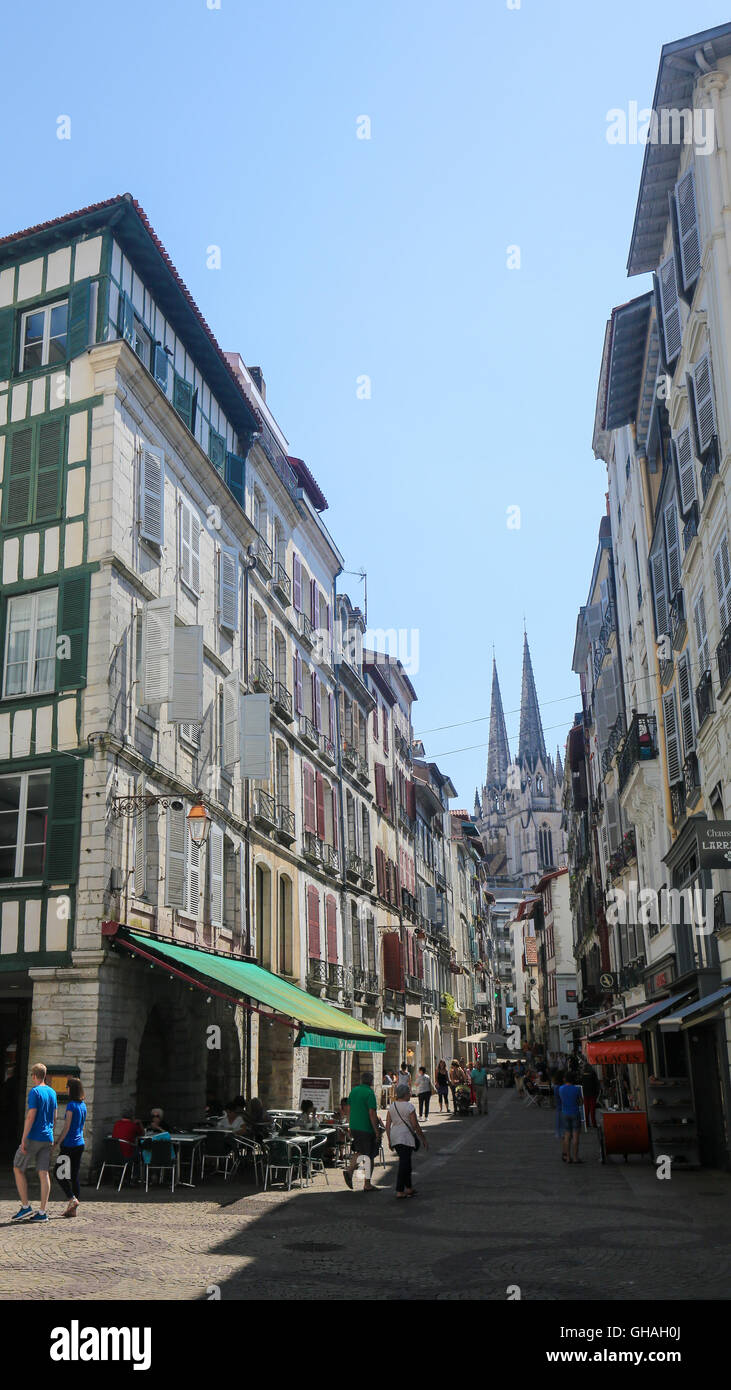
top-left (263, 1138), bottom-right (303, 1191)
top-left (200, 1131), bottom-right (237, 1181)
top-left (140, 1138), bottom-right (176, 1193)
top-left (96, 1138), bottom-right (131, 1192)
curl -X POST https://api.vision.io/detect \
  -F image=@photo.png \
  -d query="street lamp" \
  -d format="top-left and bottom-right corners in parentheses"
top-left (187, 800), bottom-right (211, 847)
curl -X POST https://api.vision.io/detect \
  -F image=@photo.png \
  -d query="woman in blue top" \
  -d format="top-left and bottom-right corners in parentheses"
top-left (54, 1078), bottom-right (87, 1216)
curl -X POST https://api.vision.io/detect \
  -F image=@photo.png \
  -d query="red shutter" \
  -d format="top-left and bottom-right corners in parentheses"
top-left (294, 653), bottom-right (303, 714)
top-left (328, 692), bottom-right (335, 742)
top-left (312, 672), bottom-right (320, 729)
top-left (310, 577), bottom-right (317, 625)
top-left (293, 553), bottom-right (302, 611)
top-left (303, 764), bottom-right (317, 833)
top-left (376, 846), bottom-right (385, 898)
top-left (331, 788), bottom-right (338, 850)
top-left (406, 779), bottom-right (416, 819)
top-left (373, 706), bottom-right (379, 741)
top-left (326, 894), bottom-right (338, 963)
top-left (383, 933), bottom-right (404, 991)
top-left (307, 885), bottom-right (320, 958)
top-left (375, 762), bottom-right (386, 810)
top-left (382, 707), bottom-right (388, 752)
top-left (315, 772), bottom-right (326, 840)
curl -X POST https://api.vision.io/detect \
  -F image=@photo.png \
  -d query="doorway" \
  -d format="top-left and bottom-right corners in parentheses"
top-left (0, 998), bottom-right (30, 1159)
top-left (688, 1023), bottom-right (729, 1169)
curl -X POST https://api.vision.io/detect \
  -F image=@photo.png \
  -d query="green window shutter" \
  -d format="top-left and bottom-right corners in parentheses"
top-left (0, 305), bottom-right (15, 379)
top-left (153, 344), bottom-right (169, 391)
top-left (119, 291), bottom-right (135, 345)
top-left (4, 426), bottom-right (33, 526)
top-left (56, 573), bottom-right (90, 690)
top-left (225, 451), bottom-right (246, 509)
top-left (67, 279), bottom-right (91, 358)
top-left (208, 427), bottom-right (225, 472)
top-left (173, 372), bottom-right (194, 430)
top-left (46, 758), bottom-right (84, 883)
top-left (34, 418), bottom-right (65, 522)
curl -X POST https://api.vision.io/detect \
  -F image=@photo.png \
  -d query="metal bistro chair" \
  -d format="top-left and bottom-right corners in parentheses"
top-left (305, 1136), bottom-right (330, 1185)
top-left (201, 1131), bottom-right (237, 1181)
top-left (233, 1135), bottom-right (265, 1186)
top-left (140, 1137), bottom-right (176, 1193)
top-left (263, 1138), bottom-right (303, 1191)
top-left (96, 1138), bottom-right (131, 1192)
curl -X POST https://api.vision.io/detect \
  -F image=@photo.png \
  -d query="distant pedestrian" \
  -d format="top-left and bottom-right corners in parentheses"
top-left (470, 1062), bottom-right (489, 1115)
top-left (54, 1078), bottom-right (87, 1217)
top-left (12, 1062), bottom-right (57, 1223)
top-left (448, 1059), bottom-right (462, 1114)
top-left (559, 1075), bottom-right (583, 1164)
top-left (580, 1063), bottom-right (599, 1128)
top-left (435, 1060), bottom-right (450, 1113)
top-left (344, 1070), bottom-right (381, 1192)
top-left (553, 1070), bottom-right (566, 1159)
top-left (386, 1083), bottom-right (428, 1198)
top-left (397, 1062), bottom-right (412, 1095)
top-left (515, 1063), bottom-right (526, 1099)
top-left (416, 1066), bottom-right (433, 1120)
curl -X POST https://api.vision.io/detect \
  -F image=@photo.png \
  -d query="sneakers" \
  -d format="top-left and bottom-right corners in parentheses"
top-left (29, 1210), bottom-right (49, 1222)
top-left (11, 1205), bottom-right (32, 1222)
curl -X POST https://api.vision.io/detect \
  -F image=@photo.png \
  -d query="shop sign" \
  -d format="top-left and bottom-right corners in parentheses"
top-left (647, 964), bottom-right (674, 996)
top-left (599, 971), bottom-right (618, 992)
top-left (699, 821), bottom-right (731, 868)
top-left (585, 1039), bottom-right (646, 1065)
top-left (566, 989), bottom-right (577, 1001)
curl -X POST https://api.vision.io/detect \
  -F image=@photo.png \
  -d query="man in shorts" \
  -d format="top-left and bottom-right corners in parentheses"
top-left (558, 1073), bottom-right (583, 1165)
top-left (344, 1070), bottom-right (381, 1191)
top-left (12, 1062), bottom-right (57, 1222)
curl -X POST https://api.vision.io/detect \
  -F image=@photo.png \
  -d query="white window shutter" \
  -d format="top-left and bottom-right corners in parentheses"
top-left (658, 254), bottom-right (682, 363)
top-left (663, 689), bottom-right (681, 784)
top-left (714, 534), bottom-right (731, 633)
top-left (692, 354), bottom-right (717, 454)
top-left (169, 625), bottom-right (204, 722)
top-left (209, 823), bottom-right (224, 928)
top-left (664, 502), bottom-right (681, 598)
top-left (219, 545), bottom-right (238, 632)
top-left (134, 780), bottom-right (147, 897)
top-left (651, 550), bottom-right (669, 640)
top-left (693, 589), bottom-right (710, 673)
top-left (165, 802), bottom-right (186, 907)
top-left (605, 794), bottom-right (620, 852)
top-left (239, 692), bottom-right (271, 779)
top-left (180, 497), bottom-right (201, 593)
top-left (141, 597), bottom-right (175, 706)
top-left (675, 170), bottom-right (701, 291)
top-left (186, 827), bottom-right (200, 918)
top-left (673, 427), bottom-right (697, 514)
top-left (223, 674), bottom-right (240, 767)
top-left (677, 651), bottom-right (695, 757)
top-left (140, 445), bottom-right (164, 546)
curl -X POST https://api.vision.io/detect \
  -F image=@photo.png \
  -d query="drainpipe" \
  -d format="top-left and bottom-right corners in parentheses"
top-left (243, 548), bottom-right (257, 1094)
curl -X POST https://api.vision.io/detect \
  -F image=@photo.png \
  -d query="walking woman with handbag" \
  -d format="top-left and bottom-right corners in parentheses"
top-left (385, 1084), bottom-right (428, 1199)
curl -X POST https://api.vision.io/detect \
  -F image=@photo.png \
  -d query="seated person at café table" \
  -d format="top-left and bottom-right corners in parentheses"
top-left (217, 1102), bottom-right (245, 1132)
top-left (112, 1108), bottom-right (144, 1157)
top-left (205, 1093), bottom-right (224, 1117)
top-left (296, 1099), bottom-right (320, 1131)
top-left (244, 1097), bottom-right (273, 1136)
top-left (144, 1108), bottom-right (171, 1134)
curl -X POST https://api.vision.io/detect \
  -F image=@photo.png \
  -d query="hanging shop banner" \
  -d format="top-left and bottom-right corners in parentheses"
top-left (585, 1039), bottom-right (646, 1065)
top-left (698, 821), bottom-right (731, 868)
top-left (299, 1077), bottom-right (332, 1113)
top-left (296, 1031), bottom-right (385, 1052)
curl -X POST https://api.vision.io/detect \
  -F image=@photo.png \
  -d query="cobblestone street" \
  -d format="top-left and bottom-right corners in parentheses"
top-left (2, 1092), bottom-right (729, 1302)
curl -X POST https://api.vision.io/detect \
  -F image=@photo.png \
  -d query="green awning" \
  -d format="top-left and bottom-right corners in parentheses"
top-left (124, 931), bottom-right (385, 1047)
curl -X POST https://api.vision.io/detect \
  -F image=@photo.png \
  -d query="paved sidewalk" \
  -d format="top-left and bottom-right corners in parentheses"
top-left (1, 1090), bottom-right (729, 1300)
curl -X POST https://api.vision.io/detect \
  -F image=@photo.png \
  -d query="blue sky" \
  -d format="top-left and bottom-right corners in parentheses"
top-left (3, 0), bottom-right (729, 803)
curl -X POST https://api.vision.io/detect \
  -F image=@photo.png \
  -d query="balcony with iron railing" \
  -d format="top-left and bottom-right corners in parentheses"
top-left (404, 973), bottom-right (423, 995)
top-left (357, 753), bottom-right (370, 784)
top-left (601, 712), bottom-right (626, 778)
top-left (384, 986), bottom-right (404, 1011)
top-left (298, 714), bottom-right (318, 748)
top-left (273, 680), bottom-right (293, 722)
top-left (670, 779), bottom-right (686, 827)
top-left (253, 788), bottom-right (277, 829)
top-left (322, 843), bottom-right (339, 874)
top-left (275, 803), bottom-right (295, 844)
top-left (297, 611), bottom-right (314, 648)
top-left (303, 830), bottom-right (323, 864)
top-left (696, 669), bottom-right (714, 730)
top-left (251, 657), bottom-right (274, 695)
top-left (253, 532), bottom-right (273, 577)
top-left (361, 860), bottom-right (374, 886)
top-left (683, 504), bottom-right (699, 554)
top-left (353, 967), bottom-right (379, 996)
top-left (342, 740), bottom-right (358, 770)
top-left (327, 962), bottom-right (345, 992)
top-left (307, 957), bottom-right (328, 987)
top-left (398, 805), bottom-right (415, 836)
top-left (700, 435), bottom-right (720, 504)
top-left (320, 734), bottom-right (335, 764)
top-left (346, 851), bottom-right (362, 881)
top-left (617, 712), bottom-right (658, 794)
top-left (683, 753), bottom-right (701, 809)
top-left (718, 622), bottom-right (731, 695)
top-left (670, 589), bottom-right (687, 650)
top-left (435, 869), bottom-right (447, 890)
top-left (271, 561), bottom-right (291, 606)
top-left (714, 891), bottom-right (731, 931)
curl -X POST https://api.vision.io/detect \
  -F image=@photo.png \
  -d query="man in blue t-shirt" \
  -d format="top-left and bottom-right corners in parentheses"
top-left (12, 1063), bottom-right (57, 1222)
top-left (558, 1076), bottom-right (583, 1164)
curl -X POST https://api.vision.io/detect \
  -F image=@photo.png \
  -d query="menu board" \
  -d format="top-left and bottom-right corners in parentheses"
top-left (299, 1077), bottom-right (332, 1113)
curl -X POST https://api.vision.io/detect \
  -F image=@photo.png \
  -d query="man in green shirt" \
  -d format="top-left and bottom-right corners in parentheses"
top-left (344, 1071), bottom-right (381, 1191)
top-left (471, 1064), bottom-right (489, 1115)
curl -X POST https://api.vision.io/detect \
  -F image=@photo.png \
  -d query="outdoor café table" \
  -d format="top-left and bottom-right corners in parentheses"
top-left (167, 1132), bottom-right (206, 1187)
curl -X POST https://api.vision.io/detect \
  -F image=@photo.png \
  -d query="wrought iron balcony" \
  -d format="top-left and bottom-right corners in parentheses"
top-left (617, 712), bottom-right (657, 794)
top-left (404, 973), bottom-right (423, 995)
top-left (320, 734), bottom-right (335, 764)
top-left (714, 891), bottom-right (731, 931)
top-left (258, 421), bottom-right (299, 496)
top-left (251, 657), bottom-right (274, 695)
top-left (683, 504), bottom-right (698, 553)
top-left (253, 532), bottom-right (273, 577)
top-left (307, 957), bottom-right (328, 986)
top-left (670, 779), bottom-right (686, 826)
top-left (683, 753), bottom-right (701, 809)
top-left (322, 843), bottom-right (339, 874)
top-left (353, 967), bottom-right (379, 995)
top-left (718, 622), bottom-right (731, 695)
top-left (618, 955), bottom-right (646, 990)
top-left (357, 753), bottom-right (370, 783)
top-left (696, 669), bottom-right (714, 730)
top-left (361, 860), bottom-right (374, 886)
top-left (297, 611), bottom-right (314, 648)
top-left (435, 869), bottom-right (447, 891)
top-left (623, 827), bottom-right (637, 862)
top-left (398, 805), bottom-right (415, 835)
top-left (275, 803), bottom-right (295, 844)
top-left (253, 788), bottom-right (277, 828)
top-left (273, 680), bottom-right (293, 722)
top-left (303, 830), bottom-right (323, 864)
top-left (700, 435), bottom-right (720, 504)
top-left (271, 561), bottom-right (291, 606)
top-left (327, 962), bottom-right (345, 991)
top-left (384, 986), bottom-right (404, 1010)
top-left (670, 589), bottom-right (687, 650)
top-left (342, 740), bottom-right (358, 769)
top-left (299, 714), bottom-right (319, 748)
top-left (346, 850), bottom-right (362, 881)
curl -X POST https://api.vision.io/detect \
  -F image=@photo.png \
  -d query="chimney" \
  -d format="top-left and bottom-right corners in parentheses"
top-left (248, 366), bottom-right (265, 400)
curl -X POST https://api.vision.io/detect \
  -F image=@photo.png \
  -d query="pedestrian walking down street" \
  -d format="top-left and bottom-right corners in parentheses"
top-left (515, 1063), bottom-right (526, 1099)
top-left (580, 1062), bottom-right (599, 1129)
top-left (344, 1070), bottom-right (381, 1192)
top-left (448, 1059), bottom-right (463, 1115)
top-left (553, 1071), bottom-right (566, 1160)
top-left (53, 1078), bottom-right (87, 1216)
top-left (385, 1084), bottom-right (428, 1198)
top-left (416, 1066), bottom-right (432, 1120)
top-left (470, 1062), bottom-right (489, 1115)
top-left (397, 1062), bottom-right (412, 1095)
top-left (12, 1062), bottom-right (57, 1223)
top-left (435, 1059), bottom-right (450, 1113)
top-left (559, 1073), bottom-right (583, 1164)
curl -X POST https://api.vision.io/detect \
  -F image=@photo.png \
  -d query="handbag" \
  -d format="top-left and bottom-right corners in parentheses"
top-left (394, 1102), bottom-right (420, 1151)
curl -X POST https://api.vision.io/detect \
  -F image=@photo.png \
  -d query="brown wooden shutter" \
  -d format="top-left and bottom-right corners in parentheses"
top-left (315, 771), bottom-right (326, 839)
top-left (303, 764), bottom-right (316, 832)
top-left (376, 846), bottom-right (385, 898)
top-left (307, 885), bottom-right (321, 958)
top-left (406, 779), bottom-right (416, 820)
top-left (383, 933), bottom-right (404, 991)
top-left (375, 762), bottom-right (386, 810)
top-left (331, 788), bottom-right (338, 849)
top-left (326, 894), bottom-right (338, 963)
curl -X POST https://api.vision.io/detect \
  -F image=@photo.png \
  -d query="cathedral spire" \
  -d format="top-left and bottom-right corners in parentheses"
top-left (555, 745), bottom-right (564, 783)
top-left (486, 657), bottom-right (510, 788)
top-left (518, 633), bottom-right (547, 767)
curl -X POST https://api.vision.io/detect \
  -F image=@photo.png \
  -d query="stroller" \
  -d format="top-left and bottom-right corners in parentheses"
top-left (454, 1083), bottom-right (473, 1116)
